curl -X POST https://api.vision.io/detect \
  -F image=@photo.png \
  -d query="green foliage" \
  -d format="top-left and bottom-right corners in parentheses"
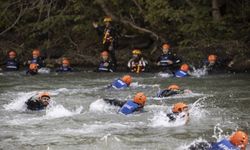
top-left (0, 0), bottom-right (249, 54)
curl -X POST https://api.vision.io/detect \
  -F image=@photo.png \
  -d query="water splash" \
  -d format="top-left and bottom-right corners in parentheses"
top-left (148, 111), bottom-right (187, 127)
top-left (89, 99), bottom-right (120, 113)
top-left (189, 66), bottom-right (208, 78)
top-left (38, 67), bottom-right (51, 74)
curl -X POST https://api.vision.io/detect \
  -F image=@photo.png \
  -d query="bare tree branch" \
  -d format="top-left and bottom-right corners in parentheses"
top-left (0, 4), bottom-right (26, 36)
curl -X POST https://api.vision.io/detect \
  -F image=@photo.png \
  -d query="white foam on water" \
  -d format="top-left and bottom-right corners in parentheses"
top-left (189, 66), bottom-right (208, 78)
top-left (130, 82), bottom-right (160, 88)
top-left (89, 99), bottom-right (120, 113)
top-left (61, 122), bottom-right (132, 135)
top-left (38, 67), bottom-right (51, 74)
top-left (148, 111), bottom-right (187, 127)
top-left (157, 72), bottom-right (173, 78)
top-left (3, 91), bottom-right (37, 111)
top-left (45, 104), bottom-right (83, 118)
top-left (6, 104), bottom-right (83, 125)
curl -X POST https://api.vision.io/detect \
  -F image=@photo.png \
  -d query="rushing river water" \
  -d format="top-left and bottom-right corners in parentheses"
top-left (0, 71), bottom-right (249, 150)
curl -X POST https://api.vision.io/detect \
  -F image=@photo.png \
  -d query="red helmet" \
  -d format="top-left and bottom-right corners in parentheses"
top-left (62, 59), bottom-right (70, 65)
top-left (8, 51), bottom-right (17, 57)
top-left (162, 44), bottom-right (170, 49)
top-left (180, 64), bottom-right (189, 72)
top-left (29, 63), bottom-right (38, 70)
top-left (101, 51), bottom-right (109, 56)
top-left (208, 54), bottom-right (217, 63)
top-left (32, 49), bottom-right (40, 57)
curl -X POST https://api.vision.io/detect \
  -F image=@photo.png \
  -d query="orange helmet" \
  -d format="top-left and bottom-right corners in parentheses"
top-left (180, 64), bottom-right (189, 72)
top-left (162, 44), bottom-right (170, 49)
top-left (8, 51), bottom-right (17, 57)
top-left (32, 49), bottom-right (40, 57)
top-left (29, 63), bottom-right (38, 70)
top-left (230, 131), bottom-right (248, 149)
top-left (167, 84), bottom-right (180, 91)
top-left (62, 59), bottom-right (70, 65)
top-left (133, 92), bottom-right (146, 106)
top-left (208, 54), bottom-right (217, 63)
top-left (101, 51), bottom-right (109, 56)
top-left (172, 102), bottom-right (188, 113)
top-left (121, 75), bottom-right (132, 85)
top-left (38, 92), bottom-right (50, 99)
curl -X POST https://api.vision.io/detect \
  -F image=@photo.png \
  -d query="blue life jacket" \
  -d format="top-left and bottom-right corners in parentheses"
top-left (6, 59), bottom-right (19, 70)
top-left (111, 79), bottom-right (128, 89)
top-left (210, 139), bottom-right (240, 150)
top-left (175, 70), bottom-right (188, 78)
top-left (119, 100), bottom-right (139, 115)
top-left (159, 54), bottom-right (170, 66)
top-left (57, 66), bottom-right (72, 72)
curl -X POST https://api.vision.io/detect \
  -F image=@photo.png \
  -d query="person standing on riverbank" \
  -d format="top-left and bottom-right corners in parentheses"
top-left (56, 58), bottom-right (73, 72)
top-left (93, 16), bottom-right (119, 67)
top-left (156, 44), bottom-right (181, 73)
top-left (3, 50), bottom-right (19, 71)
top-left (97, 51), bottom-right (116, 72)
top-left (25, 49), bottom-right (45, 69)
top-left (127, 49), bottom-right (148, 73)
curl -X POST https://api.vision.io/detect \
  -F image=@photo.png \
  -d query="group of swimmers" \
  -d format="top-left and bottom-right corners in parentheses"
top-left (23, 74), bottom-right (248, 150)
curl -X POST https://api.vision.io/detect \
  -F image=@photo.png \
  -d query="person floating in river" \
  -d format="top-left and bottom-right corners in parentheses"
top-left (127, 49), bottom-right (148, 73)
top-left (166, 102), bottom-right (189, 124)
top-left (156, 43), bottom-right (181, 73)
top-left (25, 92), bottom-right (51, 111)
top-left (56, 58), bottom-right (73, 72)
top-left (157, 84), bottom-right (187, 98)
top-left (97, 51), bottom-right (116, 72)
top-left (25, 49), bottom-right (45, 69)
top-left (203, 54), bottom-right (222, 74)
top-left (174, 64), bottom-right (190, 78)
top-left (3, 50), bottom-right (19, 71)
top-left (93, 16), bottom-right (119, 67)
top-left (188, 130), bottom-right (248, 150)
top-left (103, 92), bottom-right (146, 115)
top-left (26, 63), bottom-right (38, 75)
top-left (109, 75), bottom-right (132, 89)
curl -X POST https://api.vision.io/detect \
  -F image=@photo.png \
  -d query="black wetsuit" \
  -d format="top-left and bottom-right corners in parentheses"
top-left (97, 60), bottom-right (116, 72)
top-left (25, 97), bottom-right (47, 111)
top-left (157, 89), bottom-right (184, 98)
top-left (103, 99), bottom-right (144, 111)
top-left (166, 112), bottom-right (189, 122)
top-left (188, 141), bottom-right (211, 150)
top-left (156, 51), bottom-right (181, 73)
top-left (26, 69), bottom-right (38, 75)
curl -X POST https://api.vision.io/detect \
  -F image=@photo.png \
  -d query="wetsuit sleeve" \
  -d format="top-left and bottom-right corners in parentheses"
top-left (166, 113), bottom-right (176, 121)
top-left (160, 90), bottom-right (178, 97)
top-left (103, 99), bottom-right (126, 107)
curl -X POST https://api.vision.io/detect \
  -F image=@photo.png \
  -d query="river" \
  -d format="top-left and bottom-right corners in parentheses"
top-left (0, 71), bottom-right (249, 150)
